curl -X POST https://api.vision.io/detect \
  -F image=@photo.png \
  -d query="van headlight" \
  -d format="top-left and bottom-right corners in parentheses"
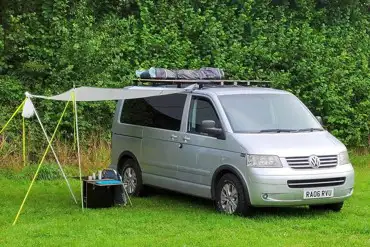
top-left (247, 155), bottom-right (283, 168)
top-left (338, 151), bottom-right (350, 165)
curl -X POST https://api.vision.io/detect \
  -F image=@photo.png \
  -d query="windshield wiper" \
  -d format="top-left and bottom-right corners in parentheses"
top-left (259, 129), bottom-right (295, 133)
top-left (295, 128), bottom-right (324, 132)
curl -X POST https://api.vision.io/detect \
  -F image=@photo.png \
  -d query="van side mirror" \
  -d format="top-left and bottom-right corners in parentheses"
top-left (316, 116), bottom-right (324, 126)
top-left (201, 120), bottom-right (225, 140)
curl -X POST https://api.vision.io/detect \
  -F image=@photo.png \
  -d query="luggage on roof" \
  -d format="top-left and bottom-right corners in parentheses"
top-left (136, 67), bottom-right (224, 80)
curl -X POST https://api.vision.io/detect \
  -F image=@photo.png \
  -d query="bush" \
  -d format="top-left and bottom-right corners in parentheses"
top-left (0, 163), bottom-right (64, 180)
top-left (0, 0), bottom-right (369, 147)
top-left (18, 163), bottom-right (62, 180)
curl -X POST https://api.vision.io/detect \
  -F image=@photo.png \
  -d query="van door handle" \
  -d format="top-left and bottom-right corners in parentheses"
top-left (170, 134), bottom-right (178, 140)
top-left (183, 136), bottom-right (190, 142)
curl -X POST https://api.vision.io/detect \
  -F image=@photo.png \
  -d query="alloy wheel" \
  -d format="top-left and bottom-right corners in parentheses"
top-left (123, 167), bottom-right (137, 194)
top-left (220, 182), bottom-right (239, 214)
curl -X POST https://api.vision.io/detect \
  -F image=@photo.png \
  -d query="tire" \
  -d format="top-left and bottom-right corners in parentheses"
top-left (120, 158), bottom-right (143, 196)
top-left (309, 202), bottom-right (344, 212)
top-left (215, 173), bottom-right (253, 216)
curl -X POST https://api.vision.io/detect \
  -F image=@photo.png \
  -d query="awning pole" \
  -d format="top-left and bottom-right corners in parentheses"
top-left (13, 97), bottom-right (76, 225)
top-left (72, 89), bottom-right (84, 211)
top-left (30, 96), bottom-right (77, 204)
top-left (22, 116), bottom-right (26, 166)
top-left (0, 98), bottom-right (26, 135)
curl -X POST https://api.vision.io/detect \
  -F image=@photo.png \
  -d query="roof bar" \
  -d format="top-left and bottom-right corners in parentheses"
top-left (133, 79), bottom-right (271, 83)
top-left (133, 79), bottom-right (272, 87)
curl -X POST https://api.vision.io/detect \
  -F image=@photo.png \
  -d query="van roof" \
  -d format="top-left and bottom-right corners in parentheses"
top-left (124, 85), bottom-right (290, 96)
top-left (130, 79), bottom-right (289, 96)
top-left (194, 86), bottom-right (290, 96)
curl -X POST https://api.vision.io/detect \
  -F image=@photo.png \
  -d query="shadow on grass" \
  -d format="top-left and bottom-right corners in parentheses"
top-left (251, 206), bottom-right (326, 219)
top-left (143, 186), bottom-right (214, 208)
top-left (142, 186), bottom-right (328, 218)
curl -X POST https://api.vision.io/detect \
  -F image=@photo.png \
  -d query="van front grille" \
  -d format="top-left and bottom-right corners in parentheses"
top-left (287, 177), bottom-right (345, 188)
top-left (286, 155), bottom-right (337, 169)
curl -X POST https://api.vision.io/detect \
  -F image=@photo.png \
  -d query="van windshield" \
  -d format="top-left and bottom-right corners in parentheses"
top-left (219, 93), bottom-right (323, 133)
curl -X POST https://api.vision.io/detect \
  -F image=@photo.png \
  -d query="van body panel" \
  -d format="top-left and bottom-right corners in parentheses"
top-left (175, 93), bottom-right (247, 188)
top-left (176, 132), bottom-right (247, 186)
top-left (143, 173), bottom-right (212, 198)
top-left (233, 131), bottom-right (346, 157)
top-left (141, 127), bottom-right (181, 178)
top-left (110, 124), bottom-right (143, 170)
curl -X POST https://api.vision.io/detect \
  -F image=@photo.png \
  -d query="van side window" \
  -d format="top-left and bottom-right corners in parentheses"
top-left (120, 94), bottom-right (186, 131)
top-left (188, 96), bottom-right (221, 134)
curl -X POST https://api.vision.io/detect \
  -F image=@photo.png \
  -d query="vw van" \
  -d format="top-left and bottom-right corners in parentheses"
top-left (110, 80), bottom-right (354, 215)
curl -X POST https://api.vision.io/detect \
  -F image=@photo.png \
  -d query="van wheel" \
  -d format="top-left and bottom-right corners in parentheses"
top-left (215, 173), bottom-right (253, 216)
top-left (120, 158), bottom-right (143, 196)
top-left (309, 202), bottom-right (344, 212)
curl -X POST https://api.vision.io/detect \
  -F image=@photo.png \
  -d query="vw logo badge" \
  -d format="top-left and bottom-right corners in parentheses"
top-left (309, 155), bottom-right (321, 168)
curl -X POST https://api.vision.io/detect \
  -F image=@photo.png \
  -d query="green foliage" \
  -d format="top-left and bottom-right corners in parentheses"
top-left (18, 163), bottom-right (62, 180)
top-left (0, 27), bottom-right (4, 71)
top-left (2, 163), bottom-right (63, 180)
top-left (0, 0), bottom-right (369, 146)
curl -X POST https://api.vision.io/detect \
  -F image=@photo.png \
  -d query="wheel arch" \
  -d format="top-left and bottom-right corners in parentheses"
top-left (211, 165), bottom-right (250, 202)
top-left (117, 151), bottom-right (141, 174)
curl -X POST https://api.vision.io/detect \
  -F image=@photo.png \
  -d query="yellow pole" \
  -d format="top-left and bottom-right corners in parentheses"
top-left (0, 98), bottom-right (26, 135)
top-left (72, 98), bottom-right (76, 150)
top-left (12, 98), bottom-right (72, 226)
top-left (22, 117), bottom-right (26, 167)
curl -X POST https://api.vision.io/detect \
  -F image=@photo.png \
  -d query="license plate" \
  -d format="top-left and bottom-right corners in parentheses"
top-left (303, 188), bottom-right (334, 199)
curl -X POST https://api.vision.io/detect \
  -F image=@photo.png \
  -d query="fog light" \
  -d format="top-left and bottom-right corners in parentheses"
top-left (262, 193), bottom-right (268, 199)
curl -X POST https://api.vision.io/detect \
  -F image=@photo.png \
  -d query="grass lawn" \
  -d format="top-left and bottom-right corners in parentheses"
top-left (0, 155), bottom-right (369, 247)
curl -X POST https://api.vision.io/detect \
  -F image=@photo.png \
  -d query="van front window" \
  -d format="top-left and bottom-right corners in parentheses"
top-left (219, 94), bottom-right (323, 133)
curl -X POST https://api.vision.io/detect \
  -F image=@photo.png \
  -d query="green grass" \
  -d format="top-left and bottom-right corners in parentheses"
top-left (0, 157), bottom-right (369, 247)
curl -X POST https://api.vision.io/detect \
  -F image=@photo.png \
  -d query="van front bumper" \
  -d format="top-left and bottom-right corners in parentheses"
top-left (247, 164), bottom-right (355, 206)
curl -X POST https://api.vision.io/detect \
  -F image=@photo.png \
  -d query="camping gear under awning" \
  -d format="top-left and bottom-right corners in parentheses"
top-left (9, 84), bottom-right (198, 224)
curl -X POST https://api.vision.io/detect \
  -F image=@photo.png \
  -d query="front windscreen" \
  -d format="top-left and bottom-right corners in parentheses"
top-left (219, 93), bottom-right (323, 133)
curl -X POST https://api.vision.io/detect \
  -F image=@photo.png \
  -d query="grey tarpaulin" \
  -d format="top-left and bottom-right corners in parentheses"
top-left (136, 67), bottom-right (224, 80)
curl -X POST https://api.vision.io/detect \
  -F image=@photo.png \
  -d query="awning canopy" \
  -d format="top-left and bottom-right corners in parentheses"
top-left (28, 85), bottom-right (196, 101)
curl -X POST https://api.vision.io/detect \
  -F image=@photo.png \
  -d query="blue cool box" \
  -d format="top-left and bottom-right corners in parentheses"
top-left (95, 180), bottom-right (122, 185)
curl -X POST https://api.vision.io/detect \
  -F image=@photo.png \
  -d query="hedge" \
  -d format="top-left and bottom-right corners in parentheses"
top-left (0, 0), bottom-right (369, 147)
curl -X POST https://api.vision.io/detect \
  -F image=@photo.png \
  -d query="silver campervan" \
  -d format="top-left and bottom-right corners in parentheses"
top-left (110, 80), bottom-right (354, 216)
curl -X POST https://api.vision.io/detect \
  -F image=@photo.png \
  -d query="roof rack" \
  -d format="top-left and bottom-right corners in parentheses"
top-left (133, 79), bottom-right (272, 88)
